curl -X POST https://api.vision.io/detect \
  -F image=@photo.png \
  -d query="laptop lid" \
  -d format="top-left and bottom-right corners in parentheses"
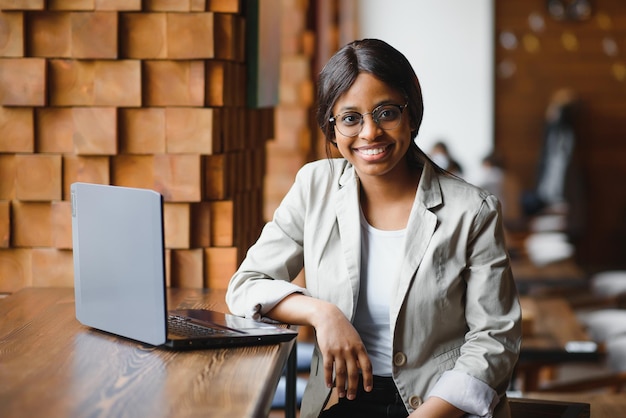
top-left (71, 182), bottom-right (296, 348)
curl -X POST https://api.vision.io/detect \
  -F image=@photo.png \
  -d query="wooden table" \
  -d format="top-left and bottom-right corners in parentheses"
top-left (517, 296), bottom-right (602, 391)
top-left (511, 257), bottom-right (588, 295)
top-left (520, 392), bottom-right (626, 418)
top-left (0, 287), bottom-right (296, 418)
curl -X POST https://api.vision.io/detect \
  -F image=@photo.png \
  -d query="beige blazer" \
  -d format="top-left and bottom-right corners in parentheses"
top-left (226, 159), bottom-right (521, 418)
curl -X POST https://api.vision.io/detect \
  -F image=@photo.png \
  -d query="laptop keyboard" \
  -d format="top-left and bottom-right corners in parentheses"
top-left (167, 314), bottom-right (227, 337)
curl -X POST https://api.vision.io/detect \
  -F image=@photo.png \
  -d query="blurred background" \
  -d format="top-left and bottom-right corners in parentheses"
top-left (1, 0), bottom-right (625, 290)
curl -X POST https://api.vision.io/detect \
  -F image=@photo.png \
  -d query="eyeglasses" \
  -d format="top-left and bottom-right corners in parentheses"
top-left (329, 103), bottom-right (408, 137)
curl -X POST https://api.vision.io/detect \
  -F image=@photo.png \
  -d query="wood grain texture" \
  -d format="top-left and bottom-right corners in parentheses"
top-left (0, 10), bottom-right (24, 56)
top-left (0, 248), bottom-right (32, 292)
top-left (15, 154), bottom-right (62, 201)
top-left (11, 201), bottom-right (52, 247)
top-left (0, 200), bottom-right (9, 248)
top-left (0, 106), bottom-right (33, 153)
top-left (0, 288), bottom-right (294, 418)
top-left (119, 107), bottom-right (167, 154)
top-left (62, 155), bottom-right (110, 200)
top-left (0, 57), bottom-right (46, 106)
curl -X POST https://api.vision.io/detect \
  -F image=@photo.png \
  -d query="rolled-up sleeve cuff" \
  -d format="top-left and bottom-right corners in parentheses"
top-left (245, 280), bottom-right (309, 322)
top-left (427, 370), bottom-right (499, 417)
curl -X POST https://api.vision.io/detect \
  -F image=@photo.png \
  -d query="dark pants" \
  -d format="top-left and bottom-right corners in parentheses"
top-left (319, 376), bottom-right (409, 418)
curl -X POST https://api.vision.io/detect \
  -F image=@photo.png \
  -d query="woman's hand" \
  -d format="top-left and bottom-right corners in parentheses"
top-left (266, 294), bottom-right (373, 400)
top-left (313, 304), bottom-right (373, 400)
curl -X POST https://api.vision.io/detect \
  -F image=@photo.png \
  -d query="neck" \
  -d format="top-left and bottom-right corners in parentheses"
top-left (358, 163), bottom-right (421, 230)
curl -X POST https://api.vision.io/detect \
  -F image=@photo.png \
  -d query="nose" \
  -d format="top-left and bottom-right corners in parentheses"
top-left (359, 113), bottom-right (382, 141)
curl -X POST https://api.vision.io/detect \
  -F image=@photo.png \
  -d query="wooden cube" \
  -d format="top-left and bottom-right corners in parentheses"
top-left (71, 12), bottom-right (118, 58)
top-left (203, 153), bottom-right (230, 200)
top-left (166, 12), bottom-right (214, 59)
top-left (209, 200), bottom-right (233, 246)
top-left (0, 58), bottom-right (46, 106)
top-left (190, 0), bottom-right (206, 12)
top-left (11, 201), bottom-right (52, 247)
top-left (0, 11), bottom-right (24, 57)
top-left (120, 12), bottom-right (167, 59)
top-left (72, 107), bottom-right (117, 155)
top-left (0, 200), bottom-right (9, 248)
top-left (48, 59), bottom-right (94, 105)
top-left (204, 246), bottom-right (237, 289)
top-left (62, 155), bottom-right (110, 200)
top-left (164, 248), bottom-right (171, 287)
top-left (163, 202), bottom-right (191, 249)
top-left (31, 248), bottom-right (73, 287)
top-left (144, 0), bottom-right (191, 11)
top-left (95, 0), bottom-right (141, 10)
top-left (15, 154), bottom-right (62, 201)
top-left (205, 60), bottom-right (227, 106)
top-left (0, 106), bottom-right (34, 152)
top-left (190, 201), bottom-right (211, 247)
top-left (111, 155), bottom-right (154, 189)
top-left (36, 107), bottom-right (74, 153)
top-left (206, 0), bottom-right (240, 13)
top-left (49, 59), bottom-right (140, 106)
top-left (119, 107), bottom-right (166, 154)
top-left (0, 155), bottom-right (15, 200)
top-left (47, 0), bottom-right (94, 10)
top-left (0, 0), bottom-right (44, 10)
top-left (27, 11), bottom-right (71, 57)
top-left (165, 107), bottom-right (220, 154)
top-left (0, 248), bottom-right (32, 293)
top-left (170, 248), bottom-right (203, 288)
top-left (143, 60), bottom-right (205, 106)
top-left (51, 201), bottom-right (72, 249)
top-left (93, 60), bottom-right (141, 106)
top-left (214, 13), bottom-right (237, 60)
top-left (153, 154), bottom-right (202, 202)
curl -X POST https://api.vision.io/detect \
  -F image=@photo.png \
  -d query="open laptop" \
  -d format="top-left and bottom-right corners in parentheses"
top-left (70, 182), bottom-right (297, 349)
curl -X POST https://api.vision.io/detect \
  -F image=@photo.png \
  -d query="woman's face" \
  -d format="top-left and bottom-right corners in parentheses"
top-left (331, 72), bottom-right (413, 182)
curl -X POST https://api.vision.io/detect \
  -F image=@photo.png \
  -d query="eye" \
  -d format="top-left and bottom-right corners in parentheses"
top-left (339, 112), bottom-right (362, 126)
top-left (376, 106), bottom-right (401, 121)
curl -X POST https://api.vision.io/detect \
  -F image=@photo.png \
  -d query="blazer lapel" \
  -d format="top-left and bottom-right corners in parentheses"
top-left (334, 164), bottom-right (362, 314)
top-left (390, 164), bottom-right (441, 324)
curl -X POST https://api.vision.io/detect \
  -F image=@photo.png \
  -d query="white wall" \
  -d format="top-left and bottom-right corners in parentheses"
top-left (357, 0), bottom-right (494, 184)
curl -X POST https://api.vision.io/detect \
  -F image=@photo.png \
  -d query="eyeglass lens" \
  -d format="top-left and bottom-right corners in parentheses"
top-left (333, 104), bottom-right (405, 137)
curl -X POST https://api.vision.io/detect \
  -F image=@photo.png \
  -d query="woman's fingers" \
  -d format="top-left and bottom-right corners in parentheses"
top-left (323, 343), bottom-right (372, 400)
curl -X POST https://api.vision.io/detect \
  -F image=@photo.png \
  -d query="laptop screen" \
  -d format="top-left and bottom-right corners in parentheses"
top-left (71, 182), bottom-right (168, 345)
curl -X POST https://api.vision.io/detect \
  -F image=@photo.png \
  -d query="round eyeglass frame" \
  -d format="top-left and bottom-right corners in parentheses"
top-left (329, 103), bottom-right (408, 137)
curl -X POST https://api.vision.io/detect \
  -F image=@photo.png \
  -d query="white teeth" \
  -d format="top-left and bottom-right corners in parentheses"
top-left (360, 147), bottom-right (385, 155)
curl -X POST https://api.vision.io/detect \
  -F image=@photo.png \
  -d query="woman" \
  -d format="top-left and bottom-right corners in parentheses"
top-left (226, 39), bottom-right (521, 418)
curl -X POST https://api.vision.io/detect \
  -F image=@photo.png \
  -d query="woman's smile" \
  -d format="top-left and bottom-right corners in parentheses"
top-left (354, 143), bottom-right (393, 159)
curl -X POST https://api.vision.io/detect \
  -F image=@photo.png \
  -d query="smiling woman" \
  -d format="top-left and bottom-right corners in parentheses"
top-left (227, 39), bottom-right (521, 418)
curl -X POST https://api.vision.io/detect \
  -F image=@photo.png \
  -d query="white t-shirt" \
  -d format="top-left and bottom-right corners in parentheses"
top-left (353, 209), bottom-right (406, 376)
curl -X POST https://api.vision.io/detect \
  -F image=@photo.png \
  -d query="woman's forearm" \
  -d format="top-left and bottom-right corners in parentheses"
top-left (266, 293), bottom-right (345, 329)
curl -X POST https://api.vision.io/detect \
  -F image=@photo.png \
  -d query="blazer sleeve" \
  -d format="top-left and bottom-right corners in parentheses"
top-left (456, 194), bottom-right (522, 394)
top-left (226, 167), bottom-right (312, 319)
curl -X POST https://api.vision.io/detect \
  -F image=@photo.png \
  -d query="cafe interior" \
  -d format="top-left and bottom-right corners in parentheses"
top-left (1, 0), bottom-right (626, 417)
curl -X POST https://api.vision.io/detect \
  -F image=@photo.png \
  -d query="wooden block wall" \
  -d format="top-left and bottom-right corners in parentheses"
top-left (0, 0), bottom-right (273, 293)
top-left (263, 0), bottom-right (316, 221)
